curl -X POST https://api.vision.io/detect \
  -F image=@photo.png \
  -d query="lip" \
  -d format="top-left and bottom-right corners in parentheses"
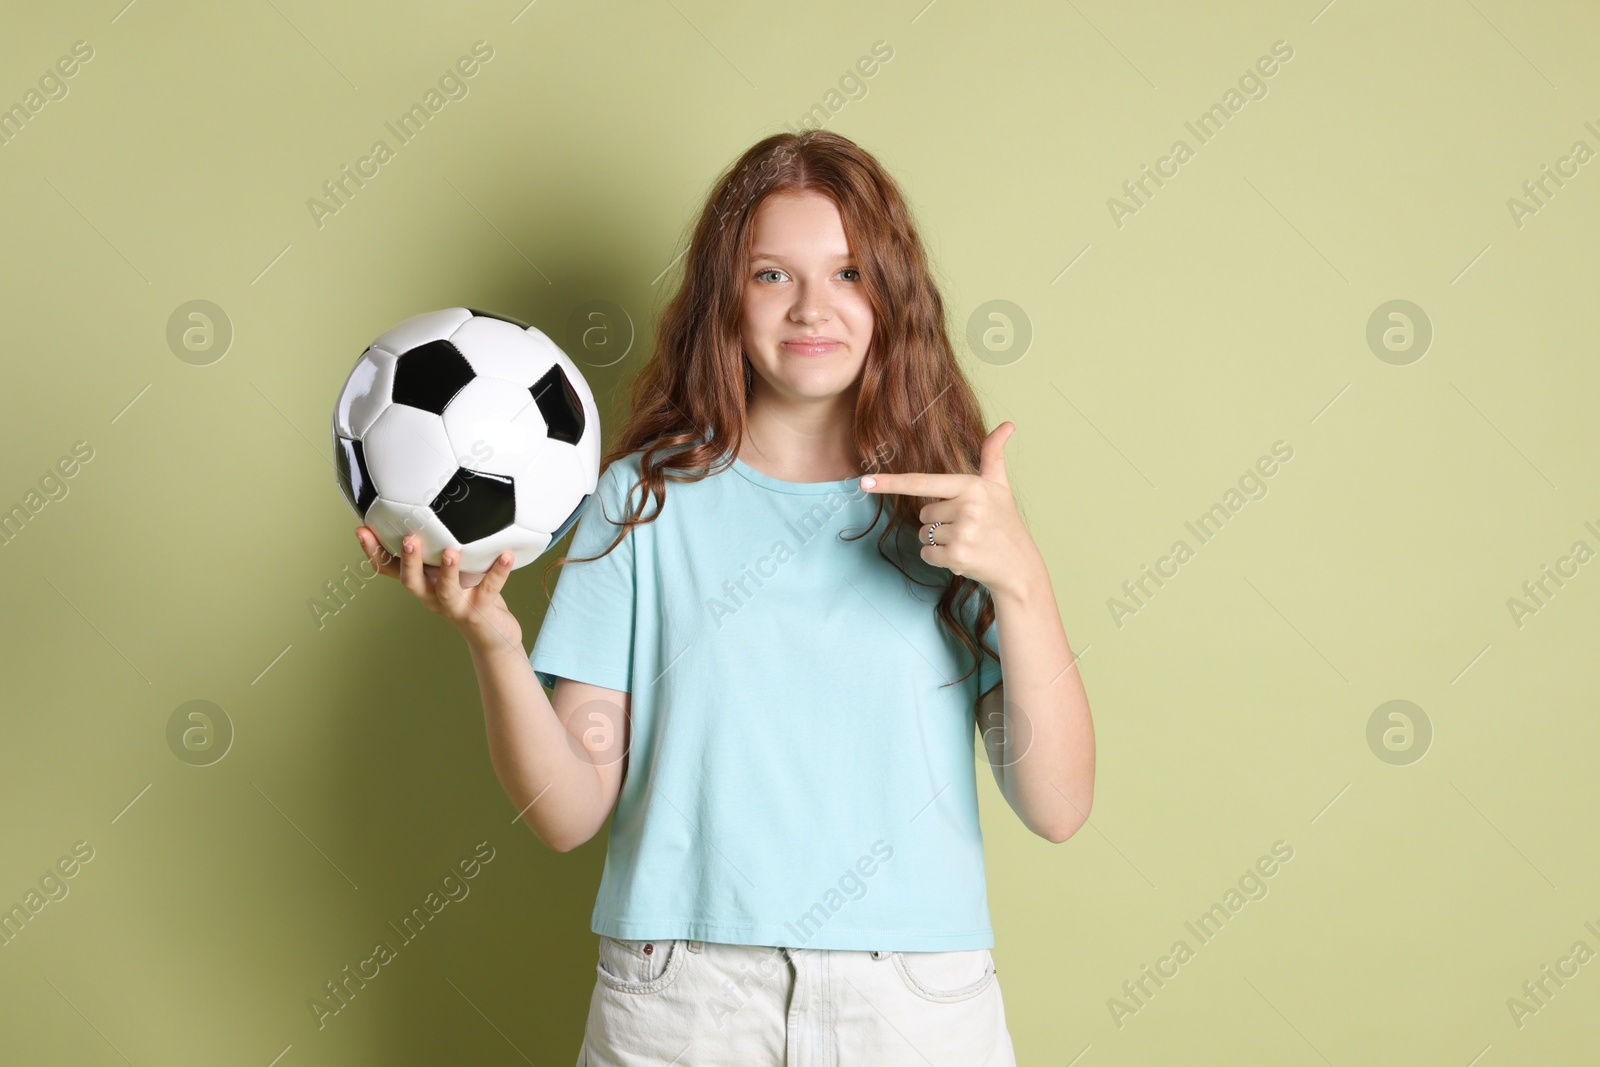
top-left (782, 337), bottom-right (842, 356)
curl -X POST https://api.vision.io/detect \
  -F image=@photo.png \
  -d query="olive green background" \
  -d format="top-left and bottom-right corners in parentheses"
top-left (3, 0), bottom-right (1598, 1063)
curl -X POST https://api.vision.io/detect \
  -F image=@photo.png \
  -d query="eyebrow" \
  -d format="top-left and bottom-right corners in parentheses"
top-left (749, 251), bottom-right (855, 262)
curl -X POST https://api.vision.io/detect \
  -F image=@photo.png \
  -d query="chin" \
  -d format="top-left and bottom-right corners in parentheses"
top-left (777, 373), bottom-right (858, 399)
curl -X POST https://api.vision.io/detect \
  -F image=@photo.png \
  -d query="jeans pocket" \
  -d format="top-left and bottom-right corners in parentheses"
top-left (595, 936), bottom-right (687, 995)
top-left (890, 948), bottom-right (996, 1003)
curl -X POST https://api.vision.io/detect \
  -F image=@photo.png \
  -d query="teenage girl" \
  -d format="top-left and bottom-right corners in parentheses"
top-left (355, 129), bottom-right (1094, 1066)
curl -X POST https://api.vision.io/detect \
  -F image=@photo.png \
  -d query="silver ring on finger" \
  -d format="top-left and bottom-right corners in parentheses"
top-left (924, 521), bottom-right (944, 547)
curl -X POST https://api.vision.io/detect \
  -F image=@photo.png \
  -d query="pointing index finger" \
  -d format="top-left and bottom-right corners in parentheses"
top-left (859, 471), bottom-right (969, 499)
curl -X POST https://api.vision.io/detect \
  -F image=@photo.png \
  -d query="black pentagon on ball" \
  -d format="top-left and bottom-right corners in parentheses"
top-left (391, 339), bottom-right (476, 415)
top-left (465, 307), bottom-right (530, 329)
top-left (333, 435), bottom-right (377, 518)
top-left (430, 468), bottom-right (518, 544)
top-left (530, 364), bottom-right (585, 444)
top-left (549, 493), bottom-right (590, 543)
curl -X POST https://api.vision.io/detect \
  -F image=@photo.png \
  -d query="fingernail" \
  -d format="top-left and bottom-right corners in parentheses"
top-left (404, 538), bottom-right (414, 554)
top-left (860, 476), bottom-right (876, 489)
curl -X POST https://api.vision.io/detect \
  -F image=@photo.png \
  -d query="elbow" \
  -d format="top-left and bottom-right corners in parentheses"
top-left (523, 819), bottom-right (594, 854)
top-left (541, 832), bottom-right (584, 854)
top-left (544, 832), bottom-right (579, 854)
top-left (1040, 800), bottom-right (1092, 844)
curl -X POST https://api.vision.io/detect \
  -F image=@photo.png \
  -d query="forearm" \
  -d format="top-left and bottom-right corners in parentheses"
top-left (988, 561), bottom-right (1096, 842)
top-left (467, 638), bottom-right (604, 852)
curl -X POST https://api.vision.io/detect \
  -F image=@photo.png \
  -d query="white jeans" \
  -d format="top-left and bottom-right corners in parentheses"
top-left (577, 936), bottom-right (1017, 1066)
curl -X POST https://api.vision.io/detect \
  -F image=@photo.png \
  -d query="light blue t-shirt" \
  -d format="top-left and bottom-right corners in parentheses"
top-left (528, 446), bottom-right (1002, 951)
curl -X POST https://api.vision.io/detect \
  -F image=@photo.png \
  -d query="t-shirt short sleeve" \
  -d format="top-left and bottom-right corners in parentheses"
top-left (527, 460), bottom-right (637, 693)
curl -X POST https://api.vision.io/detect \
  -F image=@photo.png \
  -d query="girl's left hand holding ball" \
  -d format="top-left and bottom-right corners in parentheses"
top-left (355, 527), bottom-right (524, 652)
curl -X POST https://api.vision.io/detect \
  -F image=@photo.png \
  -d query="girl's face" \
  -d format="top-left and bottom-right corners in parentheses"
top-left (739, 190), bottom-right (874, 407)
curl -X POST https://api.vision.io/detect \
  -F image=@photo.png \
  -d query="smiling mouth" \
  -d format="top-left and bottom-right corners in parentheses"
top-left (783, 339), bottom-right (841, 355)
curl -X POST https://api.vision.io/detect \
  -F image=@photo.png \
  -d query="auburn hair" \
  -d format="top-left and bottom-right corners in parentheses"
top-left (538, 129), bottom-right (999, 705)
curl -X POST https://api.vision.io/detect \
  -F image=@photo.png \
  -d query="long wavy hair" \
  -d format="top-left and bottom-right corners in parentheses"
top-left (539, 129), bottom-right (999, 706)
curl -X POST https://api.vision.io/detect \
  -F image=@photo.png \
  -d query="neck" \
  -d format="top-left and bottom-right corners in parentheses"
top-left (739, 382), bottom-right (860, 482)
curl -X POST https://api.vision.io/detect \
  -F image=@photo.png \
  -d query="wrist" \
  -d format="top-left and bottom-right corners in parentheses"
top-left (989, 555), bottom-right (1051, 611)
top-left (465, 627), bottom-right (526, 662)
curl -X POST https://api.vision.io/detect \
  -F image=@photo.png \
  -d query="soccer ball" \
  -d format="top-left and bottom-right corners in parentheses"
top-left (331, 307), bottom-right (601, 583)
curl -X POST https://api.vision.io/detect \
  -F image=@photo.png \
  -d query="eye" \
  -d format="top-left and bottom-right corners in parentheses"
top-left (839, 268), bottom-right (861, 282)
top-left (755, 268), bottom-right (785, 283)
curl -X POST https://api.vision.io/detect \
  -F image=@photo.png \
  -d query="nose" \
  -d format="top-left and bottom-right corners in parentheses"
top-left (789, 279), bottom-right (831, 326)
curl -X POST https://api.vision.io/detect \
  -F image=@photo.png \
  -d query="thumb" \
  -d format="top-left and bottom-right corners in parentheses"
top-left (979, 422), bottom-right (1015, 487)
